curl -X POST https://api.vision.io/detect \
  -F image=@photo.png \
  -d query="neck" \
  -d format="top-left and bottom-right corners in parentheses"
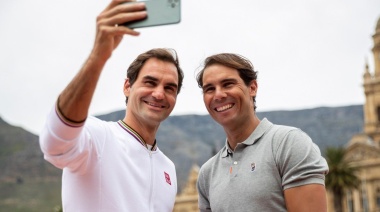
top-left (225, 116), bottom-right (260, 150)
top-left (122, 117), bottom-right (159, 146)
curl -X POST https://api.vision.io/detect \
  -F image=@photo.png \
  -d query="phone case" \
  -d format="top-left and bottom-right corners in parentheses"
top-left (122, 0), bottom-right (181, 28)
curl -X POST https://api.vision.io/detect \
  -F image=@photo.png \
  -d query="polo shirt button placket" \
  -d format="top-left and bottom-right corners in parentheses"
top-left (229, 161), bottom-right (238, 178)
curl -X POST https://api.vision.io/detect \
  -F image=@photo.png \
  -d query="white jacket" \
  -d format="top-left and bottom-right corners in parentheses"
top-left (39, 108), bottom-right (177, 212)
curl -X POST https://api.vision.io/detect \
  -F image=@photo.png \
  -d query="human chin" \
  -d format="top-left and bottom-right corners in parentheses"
top-left (142, 111), bottom-right (168, 124)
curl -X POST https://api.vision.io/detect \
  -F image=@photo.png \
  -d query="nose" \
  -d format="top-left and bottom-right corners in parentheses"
top-left (152, 87), bottom-right (164, 100)
top-left (214, 87), bottom-right (227, 101)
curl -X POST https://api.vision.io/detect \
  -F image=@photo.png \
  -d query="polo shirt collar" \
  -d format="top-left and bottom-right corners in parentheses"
top-left (221, 118), bottom-right (273, 158)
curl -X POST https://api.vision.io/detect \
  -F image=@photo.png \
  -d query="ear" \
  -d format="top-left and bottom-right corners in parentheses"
top-left (124, 78), bottom-right (131, 97)
top-left (249, 80), bottom-right (258, 97)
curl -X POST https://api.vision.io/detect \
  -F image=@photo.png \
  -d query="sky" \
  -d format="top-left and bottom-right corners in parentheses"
top-left (1, 0), bottom-right (380, 135)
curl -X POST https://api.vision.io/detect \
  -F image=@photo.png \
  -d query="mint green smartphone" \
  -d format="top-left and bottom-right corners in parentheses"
top-left (122, 0), bottom-right (181, 28)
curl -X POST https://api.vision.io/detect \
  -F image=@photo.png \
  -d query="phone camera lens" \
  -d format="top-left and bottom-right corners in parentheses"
top-left (167, 0), bottom-right (177, 8)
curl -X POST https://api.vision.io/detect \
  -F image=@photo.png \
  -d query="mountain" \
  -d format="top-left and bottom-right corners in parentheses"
top-left (0, 104), bottom-right (364, 211)
top-left (0, 117), bottom-right (62, 212)
top-left (0, 117), bottom-right (62, 180)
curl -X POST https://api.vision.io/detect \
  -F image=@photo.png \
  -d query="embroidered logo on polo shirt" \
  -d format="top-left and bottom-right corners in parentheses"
top-left (164, 172), bottom-right (171, 185)
top-left (250, 162), bottom-right (256, 172)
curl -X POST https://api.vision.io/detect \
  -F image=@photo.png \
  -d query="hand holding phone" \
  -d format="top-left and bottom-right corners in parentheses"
top-left (121, 0), bottom-right (181, 28)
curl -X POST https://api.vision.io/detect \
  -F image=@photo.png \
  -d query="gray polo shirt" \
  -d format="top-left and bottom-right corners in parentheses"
top-left (197, 118), bottom-right (328, 212)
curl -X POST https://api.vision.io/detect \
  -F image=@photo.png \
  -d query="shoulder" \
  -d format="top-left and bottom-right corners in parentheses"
top-left (269, 124), bottom-right (302, 137)
top-left (82, 116), bottom-right (123, 144)
top-left (268, 124), bottom-right (312, 145)
top-left (85, 116), bottom-right (119, 131)
top-left (256, 119), bottom-right (307, 143)
top-left (265, 123), bottom-right (323, 160)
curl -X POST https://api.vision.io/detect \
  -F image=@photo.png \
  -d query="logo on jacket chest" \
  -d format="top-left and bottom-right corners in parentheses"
top-left (164, 172), bottom-right (171, 185)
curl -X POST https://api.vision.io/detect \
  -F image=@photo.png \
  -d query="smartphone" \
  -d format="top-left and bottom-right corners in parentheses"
top-left (122, 0), bottom-right (181, 28)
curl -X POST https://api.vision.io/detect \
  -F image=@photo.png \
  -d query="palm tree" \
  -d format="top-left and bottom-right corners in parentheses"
top-left (325, 147), bottom-right (360, 212)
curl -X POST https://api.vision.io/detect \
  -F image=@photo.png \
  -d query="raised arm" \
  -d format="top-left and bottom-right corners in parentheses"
top-left (57, 0), bottom-right (147, 124)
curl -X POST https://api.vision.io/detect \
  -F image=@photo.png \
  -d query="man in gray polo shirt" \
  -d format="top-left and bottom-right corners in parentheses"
top-left (196, 53), bottom-right (329, 212)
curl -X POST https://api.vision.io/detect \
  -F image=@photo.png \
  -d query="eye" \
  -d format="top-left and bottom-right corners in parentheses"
top-left (203, 86), bottom-right (215, 93)
top-left (165, 86), bottom-right (176, 93)
top-left (145, 80), bottom-right (156, 86)
top-left (223, 81), bottom-right (234, 88)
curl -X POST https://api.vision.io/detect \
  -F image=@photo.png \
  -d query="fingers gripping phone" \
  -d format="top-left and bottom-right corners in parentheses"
top-left (122, 0), bottom-right (181, 28)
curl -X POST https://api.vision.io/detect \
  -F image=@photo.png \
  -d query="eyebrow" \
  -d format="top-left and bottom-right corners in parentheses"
top-left (202, 78), bottom-right (238, 90)
top-left (143, 75), bottom-right (178, 89)
top-left (143, 75), bottom-right (158, 82)
top-left (221, 78), bottom-right (238, 84)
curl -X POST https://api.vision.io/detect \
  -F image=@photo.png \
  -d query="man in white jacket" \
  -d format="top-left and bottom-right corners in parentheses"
top-left (39, 1), bottom-right (184, 211)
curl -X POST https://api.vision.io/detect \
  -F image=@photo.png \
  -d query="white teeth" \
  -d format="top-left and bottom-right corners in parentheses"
top-left (216, 104), bottom-right (233, 112)
top-left (148, 102), bottom-right (164, 108)
top-left (148, 102), bottom-right (158, 107)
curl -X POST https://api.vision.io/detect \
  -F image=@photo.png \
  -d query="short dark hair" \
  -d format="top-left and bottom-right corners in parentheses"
top-left (125, 48), bottom-right (184, 104)
top-left (196, 53), bottom-right (258, 110)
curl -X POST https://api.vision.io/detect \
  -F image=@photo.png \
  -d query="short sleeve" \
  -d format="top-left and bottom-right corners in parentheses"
top-left (272, 128), bottom-right (329, 190)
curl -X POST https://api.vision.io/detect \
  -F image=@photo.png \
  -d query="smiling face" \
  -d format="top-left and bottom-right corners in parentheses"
top-left (124, 57), bottom-right (179, 127)
top-left (202, 64), bottom-right (257, 128)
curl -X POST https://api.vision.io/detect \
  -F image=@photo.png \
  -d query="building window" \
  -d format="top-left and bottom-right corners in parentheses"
top-left (346, 190), bottom-right (354, 212)
top-left (376, 187), bottom-right (380, 210)
top-left (361, 183), bottom-right (369, 212)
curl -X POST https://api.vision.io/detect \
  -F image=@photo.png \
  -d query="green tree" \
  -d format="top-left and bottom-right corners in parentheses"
top-left (53, 205), bottom-right (62, 212)
top-left (325, 147), bottom-right (360, 212)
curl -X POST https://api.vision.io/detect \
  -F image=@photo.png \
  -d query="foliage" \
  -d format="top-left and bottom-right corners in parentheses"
top-left (325, 147), bottom-right (360, 212)
top-left (53, 205), bottom-right (63, 212)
